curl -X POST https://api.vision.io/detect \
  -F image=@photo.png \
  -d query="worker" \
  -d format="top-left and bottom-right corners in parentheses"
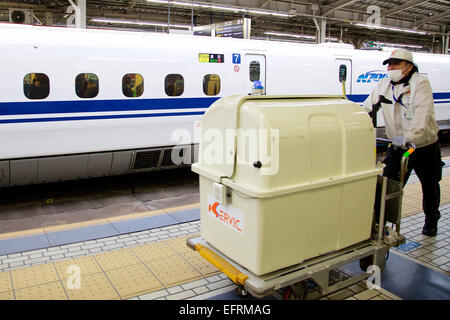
top-left (363, 48), bottom-right (444, 237)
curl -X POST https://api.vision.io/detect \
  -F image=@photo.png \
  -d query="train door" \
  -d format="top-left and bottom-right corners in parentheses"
top-left (335, 58), bottom-right (352, 96)
top-left (244, 54), bottom-right (266, 95)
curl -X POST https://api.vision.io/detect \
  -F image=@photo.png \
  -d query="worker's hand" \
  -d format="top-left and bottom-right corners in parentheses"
top-left (392, 136), bottom-right (407, 149)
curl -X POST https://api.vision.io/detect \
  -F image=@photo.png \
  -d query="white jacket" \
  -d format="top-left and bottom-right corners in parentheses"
top-left (363, 72), bottom-right (440, 148)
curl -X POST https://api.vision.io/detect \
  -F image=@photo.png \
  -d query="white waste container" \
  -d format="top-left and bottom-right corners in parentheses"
top-left (192, 95), bottom-right (383, 275)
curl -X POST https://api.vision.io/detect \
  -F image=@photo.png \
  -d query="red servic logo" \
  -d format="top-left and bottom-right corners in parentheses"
top-left (208, 201), bottom-right (242, 232)
top-left (209, 202), bottom-right (219, 217)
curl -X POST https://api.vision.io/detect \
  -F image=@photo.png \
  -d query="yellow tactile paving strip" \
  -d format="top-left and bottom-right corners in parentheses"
top-left (132, 242), bottom-right (178, 261)
top-left (95, 249), bottom-right (141, 271)
top-left (63, 273), bottom-right (119, 300)
top-left (15, 281), bottom-right (67, 300)
top-left (0, 228), bottom-right (46, 241)
top-left (11, 263), bottom-right (60, 290)
top-left (0, 271), bottom-right (12, 293)
top-left (401, 172), bottom-right (450, 217)
top-left (106, 264), bottom-right (161, 299)
top-left (53, 256), bottom-right (102, 280)
top-left (0, 291), bottom-right (14, 300)
top-left (0, 233), bottom-right (220, 300)
top-left (181, 251), bottom-right (222, 276)
top-left (145, 255), bottom-right (202, 287)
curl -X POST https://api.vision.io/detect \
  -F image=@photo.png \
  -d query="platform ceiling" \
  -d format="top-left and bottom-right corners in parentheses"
top-left (0, 1), bottom-right (449, 52)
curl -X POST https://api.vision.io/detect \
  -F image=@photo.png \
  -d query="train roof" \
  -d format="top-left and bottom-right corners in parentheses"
top-left (1, 22), bottom-right (449, 64)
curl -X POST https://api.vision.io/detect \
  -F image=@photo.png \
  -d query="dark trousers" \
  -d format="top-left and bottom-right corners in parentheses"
top-left (382, 141), bottom-right (444, 222)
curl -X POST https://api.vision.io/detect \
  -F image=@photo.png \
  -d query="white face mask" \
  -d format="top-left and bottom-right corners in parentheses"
top-left (387, 68), bottom-right (407, 82)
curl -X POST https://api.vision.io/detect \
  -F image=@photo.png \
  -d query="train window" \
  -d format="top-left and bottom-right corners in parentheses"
top-left (23, 73), bottom-right (50, 99)
top-left (165, 74), bottom-right (184, 97)
top-left (249, 61), bottom-right (260, 82)
top-left (75, 73), bottom-right (99, 98)
top-left (122, 74), bottom-right (144, 98)
top-left (339, 65), bottom-right (347, 83)
top-left (203, 74), bottom-right (221, 96)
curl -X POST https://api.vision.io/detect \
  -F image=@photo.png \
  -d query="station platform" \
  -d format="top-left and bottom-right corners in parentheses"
top-left (0, 160), bottom-right (449, 300)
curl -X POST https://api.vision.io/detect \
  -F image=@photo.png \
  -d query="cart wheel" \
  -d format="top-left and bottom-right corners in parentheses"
top-left (283, 287), bottom-right (293, 300)
top-left (234, 286), bottom-right (248, 297)
top-left (359, 255), bottom-right (386, 273)
top-left (283, 281), bottom-right (307, 300)
top-left (359, 256), bottom-right (372, 272)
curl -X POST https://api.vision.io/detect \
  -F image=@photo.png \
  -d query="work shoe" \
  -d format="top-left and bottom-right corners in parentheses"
top-left (422, 217), bottom-right (438, 236)
top-left (422, 225), bottom-right (437, 237)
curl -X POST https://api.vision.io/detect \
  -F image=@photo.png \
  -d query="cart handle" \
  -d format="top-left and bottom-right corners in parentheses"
top-left (400, 143), bottom-right (415, 186)
top-left (375, 138), bottom-right (415, 155)
top-left (402, 143), bottom-right (416, 159)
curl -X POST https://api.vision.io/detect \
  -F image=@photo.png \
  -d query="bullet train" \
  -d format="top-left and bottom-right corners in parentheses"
top-left (0, 23), bottom-right (449, 187)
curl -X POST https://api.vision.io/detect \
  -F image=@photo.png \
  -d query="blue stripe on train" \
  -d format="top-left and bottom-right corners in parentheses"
top-left (0, 94), bottom-right (448, 114)
top-left (346, 93), bottom-right (450, 103)
top-left (434, 92), bottom-right (450, 99)
top-left (0, 93), bottom-right (448, 124)
top-left (347, 94), bottom-right (368, 103)
top-left (0, 97), bottom-right (220, 116)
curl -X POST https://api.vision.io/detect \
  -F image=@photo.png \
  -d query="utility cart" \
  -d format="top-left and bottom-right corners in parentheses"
top-left (187, 95), bottom-right (412, 299)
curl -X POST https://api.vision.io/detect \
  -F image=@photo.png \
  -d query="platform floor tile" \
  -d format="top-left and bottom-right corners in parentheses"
top-left (0, 291), bottom-right (14, 300)
top-left (165, 234), bottom-right (197, 254)
top-left (106, 263), bottom-right (162, 299)
top-left (145, 255), bottom-right (202, 288)
top-left (130, 241), bottom-right (177, 261)
top-left (110, 214), bottom-right (178, 234)
top-left (15, 281), bottom-right (67, 300)
top-left (11, 263), bottom-right (59, 290)
top-left (94, 248), bottom-right (140, 271)
top-left (181, 251), bottom-right (220, 277)
top-left (54, 256), bottom-right (102, 280)
top-left (63, 272), bottom-right (120, 300)
top-left (45, 224), bottom-right (119, 247)
top-left (0, 233), bottom-right (50, 256)
top-left (167, 208), bottom-right (200, 223)
top-left (0, 271), bottom-right (12, 293)
top-left (393, 205), bottom-right (450, 275)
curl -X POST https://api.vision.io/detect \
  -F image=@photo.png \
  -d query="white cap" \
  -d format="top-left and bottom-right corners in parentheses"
top-left (382, 48), bottom-right (414, 65)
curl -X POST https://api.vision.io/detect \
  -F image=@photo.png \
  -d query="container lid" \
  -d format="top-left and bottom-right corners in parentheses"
top-left (192, 95), bottom-right (382, 197)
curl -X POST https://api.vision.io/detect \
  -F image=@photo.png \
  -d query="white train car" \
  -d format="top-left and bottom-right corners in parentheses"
top-left (0, 23), bottom-right (449, 187)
